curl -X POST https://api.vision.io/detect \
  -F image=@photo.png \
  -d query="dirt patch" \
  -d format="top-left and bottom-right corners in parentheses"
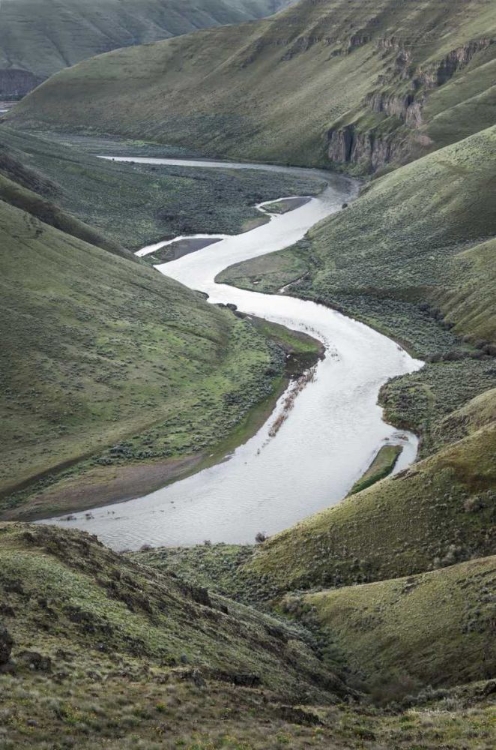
top-left (2, 455), bottom-right (204, 522)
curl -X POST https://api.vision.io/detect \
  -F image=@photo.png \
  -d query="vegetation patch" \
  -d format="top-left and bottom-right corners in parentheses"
top-left (349, 445), bottom-right (402, 495)
top-left (0, 127), bottom-right (325, 250)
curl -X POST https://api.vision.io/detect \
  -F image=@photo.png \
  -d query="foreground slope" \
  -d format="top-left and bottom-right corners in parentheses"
top-left (2, 523), bottom-right (496, 748)
top-left (9, 0), bottom-right (496, 170)
top-left (0, 523), bottom-right (348, 749)
top-left (0, 0), bottom-right (293, 98)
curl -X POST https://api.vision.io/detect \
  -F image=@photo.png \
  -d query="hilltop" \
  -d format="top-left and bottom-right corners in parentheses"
top-left (0, 0), bottom-right (293, 98)
top-left (8, 0), bottom-right (496, 171)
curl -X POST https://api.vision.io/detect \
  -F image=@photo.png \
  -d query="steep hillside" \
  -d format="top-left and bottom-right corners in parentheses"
top-left (0, 127), bottom-right (324, 249)
top-left (0, 187), bottom-right (321, 521)
top-left (9, 0), bottom-right (496, 170)
top-left (0, 523), bottom-right (348, 748)
top-left (286, 555), bottom-right (496, 700)
top-left (220, 126), bottom-right (496, 351)
top-left (0, 0), bottom-right (293, 97)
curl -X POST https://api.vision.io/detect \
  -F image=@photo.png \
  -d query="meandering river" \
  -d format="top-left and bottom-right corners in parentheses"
top-left (43, 158), bottom-right (423, 549)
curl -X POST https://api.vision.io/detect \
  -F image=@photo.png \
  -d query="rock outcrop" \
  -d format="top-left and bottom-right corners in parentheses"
top-left (327, 37), bottom-right (494, 172)
top-left (0, 624), bottom-right (13, 665)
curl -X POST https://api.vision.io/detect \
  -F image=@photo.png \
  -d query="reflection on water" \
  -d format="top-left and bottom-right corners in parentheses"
top-left (42, 159), bottom-right (423, 550)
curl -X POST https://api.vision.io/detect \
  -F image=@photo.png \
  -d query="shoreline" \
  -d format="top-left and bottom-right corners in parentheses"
top-left (3, 326), bottom-right (323, 523)
top-left (5, 159), bottom-right (417, 540)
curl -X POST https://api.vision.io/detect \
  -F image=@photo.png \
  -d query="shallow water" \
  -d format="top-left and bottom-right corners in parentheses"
top-left (43, 158), bottom-right (423, 549)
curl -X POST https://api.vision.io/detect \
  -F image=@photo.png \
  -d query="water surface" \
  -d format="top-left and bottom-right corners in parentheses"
top-left (44, 158), bottom-right (423, 549)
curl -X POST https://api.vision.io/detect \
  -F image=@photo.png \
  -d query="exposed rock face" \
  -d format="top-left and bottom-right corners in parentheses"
top-left (367, 91), bottom-right (423, 128)
top-left (416, 39), bottom-right (494, 88)
top-left (0, 624), bottom-right (13, 665)
top-left (0, 69), bottom-right (44, 98)
top-left (327, 37), bottom-right (494, 172)
top-left (327, 124), bottom-right (396, 171)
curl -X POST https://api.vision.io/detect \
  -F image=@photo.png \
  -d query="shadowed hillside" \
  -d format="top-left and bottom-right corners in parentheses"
top-left (9, 0), bottom-right (496, 171)
top-left (284, 554), bottom-right (496, 700)
top-left (0, 0), bottom-right (294, 97)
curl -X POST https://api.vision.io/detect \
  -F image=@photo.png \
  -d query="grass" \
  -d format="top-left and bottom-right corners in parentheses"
top-left (220, 127), bottom-right (496, 459)
top-left (2, 1), bottom-right (496, 741)
top-left (8, 0), bottom-right (496, 171)
top-left (287, 555), bottom-right (496, 700)
top-left (221, 127), bottom-right (496, 354)
top-left (0, 0), bottom-right (293, 96)
top-left (0, 127), bottom-right (325, 251)
top-left (1, 522), bottom-right (496, 748)
top-left (349, 445), bottom-right (402, 495)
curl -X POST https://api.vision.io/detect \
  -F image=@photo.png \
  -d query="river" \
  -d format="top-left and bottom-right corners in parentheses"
top-left (42, 157), bottom-right (423, 549)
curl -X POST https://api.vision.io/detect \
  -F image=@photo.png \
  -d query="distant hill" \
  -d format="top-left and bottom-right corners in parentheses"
top-left (0, 0), bottom-right (294, 98)
top-left (9, 0), bottom-right (496, 171)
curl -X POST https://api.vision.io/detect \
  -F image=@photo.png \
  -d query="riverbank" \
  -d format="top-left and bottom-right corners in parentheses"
top-left (39, 171), bottom-right (423, 551)
top-left (2, 318), bottom-right (323, 522)
top-left (0, 128), bottom-right (327, 249)
top-left (139, 195), bottom-right (316, 266)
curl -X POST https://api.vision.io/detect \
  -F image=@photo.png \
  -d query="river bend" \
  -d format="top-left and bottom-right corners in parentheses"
top-left (43, 158), bottom-right (423, 549)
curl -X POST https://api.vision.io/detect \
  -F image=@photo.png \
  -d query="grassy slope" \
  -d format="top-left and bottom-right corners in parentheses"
top-left (0, 127), bottom-right (325, 250)
top-left (0, 193), bottom-right (301, 520)
top-left (349, 445), bottom-right (402, 496)
top-left (8, 0), bottom-right (496, 169)
top-left (3, 523), bottom-right (496, 749)
top-left (0, 0), bottom-right (293, 95)
top-left (245, 392), bottom-right (496, 594)
top-left (288, 555), bottom-right (496, 699)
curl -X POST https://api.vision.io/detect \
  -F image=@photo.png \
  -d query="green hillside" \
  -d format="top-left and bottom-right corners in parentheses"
top-left (0, 172), bottom-right (324, 520)
top-left (244, 410), bottom-right (496, 594)
top-left (0, 0), bottom-right (293, 98)
top-left (219, 127), bottom-right (496, 457)
top-left (3, 523), bottom-right (496, 749)
top-left (2, 0), bottom-right (496, 743)
top-left (9, 0), bottom-right (496, 171)
top-left (286, 555), bottom-right (496, 700)
top-left (217, 129), bottom-right (496, 596)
